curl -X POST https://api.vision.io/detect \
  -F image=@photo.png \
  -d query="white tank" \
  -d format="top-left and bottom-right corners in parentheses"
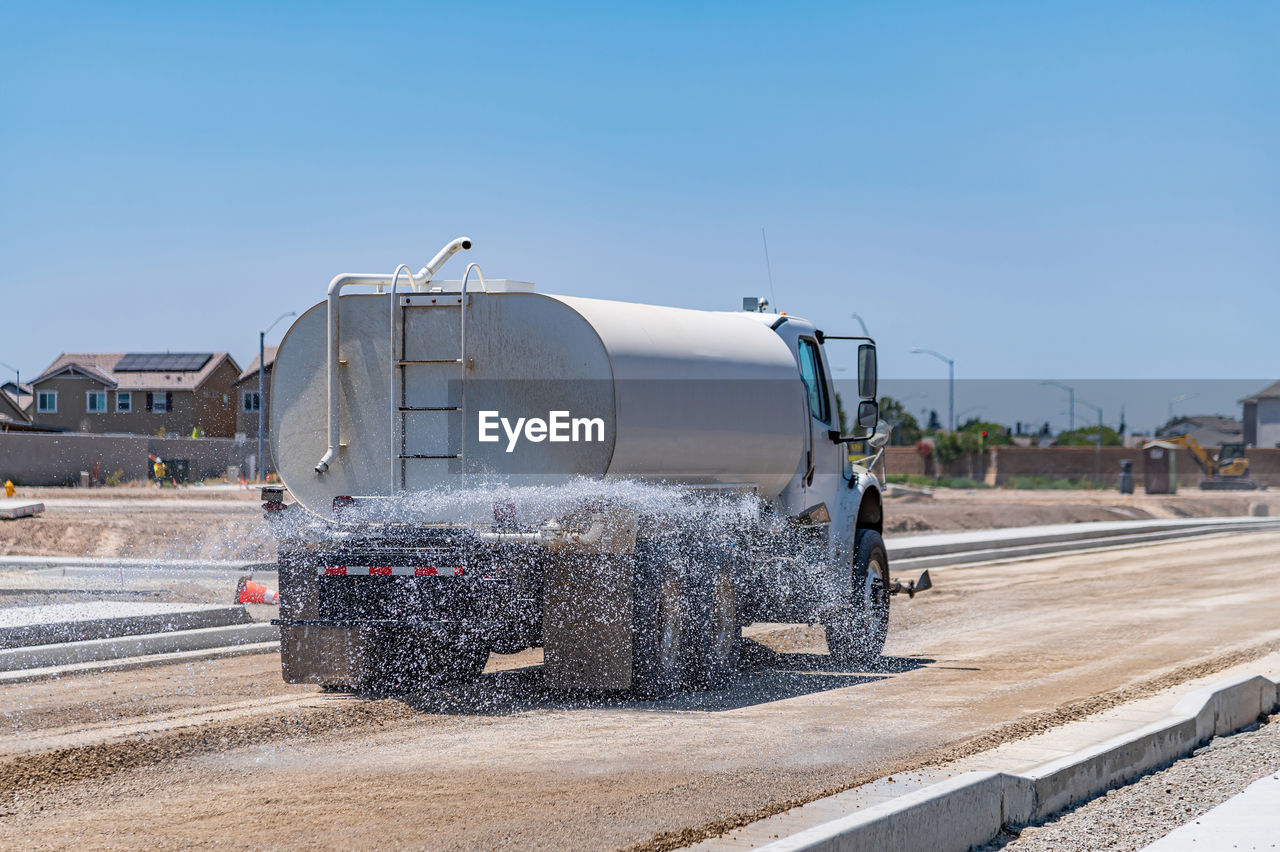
top-left (271, 287), bottom-right (807, 517)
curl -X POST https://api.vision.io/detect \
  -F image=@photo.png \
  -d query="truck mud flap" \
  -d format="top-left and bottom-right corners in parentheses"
top-left (542, 555), bottom-right (634, 692)
top-left (280, 622), bottom-right (381, 686)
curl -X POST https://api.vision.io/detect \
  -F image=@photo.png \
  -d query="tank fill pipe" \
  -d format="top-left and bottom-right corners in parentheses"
top-left (315, 238), bottom-right (472, 474)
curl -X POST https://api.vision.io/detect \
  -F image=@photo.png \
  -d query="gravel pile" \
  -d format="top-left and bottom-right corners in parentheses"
top-left (982, 714), bottom-right (1280, 851)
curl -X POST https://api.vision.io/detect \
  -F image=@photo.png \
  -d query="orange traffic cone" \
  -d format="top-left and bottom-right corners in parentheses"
top-left (235, 576), bottom-right (280, 605)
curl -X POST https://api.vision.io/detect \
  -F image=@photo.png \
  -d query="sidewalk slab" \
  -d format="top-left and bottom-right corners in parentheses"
top-left (1143, 772), bottom-right (1280, 850)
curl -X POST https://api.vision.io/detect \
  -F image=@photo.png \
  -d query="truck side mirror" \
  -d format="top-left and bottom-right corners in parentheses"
top-left (857, 400), bottom-right (879, 432)
top-left (858, 344), bottom-right (877, 399)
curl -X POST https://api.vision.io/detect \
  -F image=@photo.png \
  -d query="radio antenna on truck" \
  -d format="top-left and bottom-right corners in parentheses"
top-left (760, 227), bottom-right (778, 311)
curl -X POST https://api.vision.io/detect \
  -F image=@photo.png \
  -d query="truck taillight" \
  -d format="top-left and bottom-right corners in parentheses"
top-left (332, 496), bottom-right (355, 517)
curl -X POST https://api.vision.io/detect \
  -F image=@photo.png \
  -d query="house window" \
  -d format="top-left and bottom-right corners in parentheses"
top-left (37, 391), bottom-right (57, 413)
top-left (86, 391), bottom-right (107, 413)
top-left (243, 391), bottom-right (261, 412)
top-left (116, 391), bottom-right (132, 412)
top-left (148, 392), bottom-right (170, 413)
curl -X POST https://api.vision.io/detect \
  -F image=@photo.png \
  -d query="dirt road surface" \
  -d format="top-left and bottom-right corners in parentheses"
top-left (3, 485), bottom-right (1276, 560)
top-left (3, 531), bottom-right (1279, 850)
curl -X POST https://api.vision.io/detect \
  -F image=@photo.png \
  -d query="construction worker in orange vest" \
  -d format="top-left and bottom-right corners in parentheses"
top-left (153, 458), bottom-right (167, 487)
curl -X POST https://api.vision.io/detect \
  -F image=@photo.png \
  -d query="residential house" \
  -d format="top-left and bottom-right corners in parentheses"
top-left (1241, 381), bottom-right (1280, 448)
top-left (234, 346), bottom-right (279, 470)
top-left (1, 384), bottom-right (44, 432)
top-left (30, 353), bottom-right (242, 437)
top-left (1155, 415), bottom-right (1244, 449)
top-left (1, 381), bottom-right (31, 416)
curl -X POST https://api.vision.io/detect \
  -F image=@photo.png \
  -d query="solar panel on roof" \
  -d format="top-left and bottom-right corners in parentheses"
top-left (115, 353), bottom-right (212, 372)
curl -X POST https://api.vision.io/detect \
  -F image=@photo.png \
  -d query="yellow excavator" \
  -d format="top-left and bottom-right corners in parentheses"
top-left (1143, 435), bottom-right (1255, 490)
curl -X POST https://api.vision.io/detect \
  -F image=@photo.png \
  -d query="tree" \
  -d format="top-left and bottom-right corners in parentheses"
top-left (878, 396), bottom-right (922, 445)
top-left (932, 431), bottom-right (962, 465)
top-left (927, 410), bottom-right (942, 431)
top-left (1056, 425), bottom-right (1122, 446)
top-left (957, 419), bottom-right (1014, 446)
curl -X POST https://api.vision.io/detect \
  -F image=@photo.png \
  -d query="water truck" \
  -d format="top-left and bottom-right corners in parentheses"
top-left (264, 237), bottom-right (929, 695)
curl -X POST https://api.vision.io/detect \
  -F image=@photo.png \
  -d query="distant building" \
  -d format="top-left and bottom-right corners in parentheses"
top-left (29, 353), bottom-right (242, 437)
top-left (234, 346), bottom-right (278, 470)
top-left (1, 381), bottom-right (31, 416)
top-left (1, 384), bottom-right (46, 431)
top-left (1155, 415), bottom-right (1244, 449)
top-left (1241, 381), bottom-right (1280, 448)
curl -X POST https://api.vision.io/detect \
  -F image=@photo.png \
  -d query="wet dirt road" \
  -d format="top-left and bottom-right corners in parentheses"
top-left (3, 531), bottom-right (1279, 850)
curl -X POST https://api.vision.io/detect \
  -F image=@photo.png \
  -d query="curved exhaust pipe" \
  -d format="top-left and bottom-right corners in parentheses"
top-left (315, 237), bottom-right (473, 475)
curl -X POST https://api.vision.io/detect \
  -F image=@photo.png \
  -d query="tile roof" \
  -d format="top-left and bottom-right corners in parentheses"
top-left (33, 353), bottom-right (239, 392)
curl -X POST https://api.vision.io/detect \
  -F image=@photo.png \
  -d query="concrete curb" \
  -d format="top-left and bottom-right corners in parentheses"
top-left (0, 622), bottom-right (280, 672)
top-left (752, 673), bottom-right (1279, 852)
top-left (0, 640), bottom-right (280, 684)
top-left (892, 523), bottom-right (1280, 571)
top-left (886, 517), bottom-right (1280, 560)
top-left (0, 555), bottom-right (264, 571)
top-left (0, 603), bottom-right (253, 649)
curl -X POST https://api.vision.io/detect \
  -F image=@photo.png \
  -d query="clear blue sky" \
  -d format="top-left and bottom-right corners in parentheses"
top-left (2, 1), bottom-right (1277, 395)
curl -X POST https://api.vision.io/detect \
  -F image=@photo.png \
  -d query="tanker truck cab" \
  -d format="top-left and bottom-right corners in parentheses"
top-left (266, 238), bottom-right (928, 697)
top-left (746, 311), bottom-right (904, 662)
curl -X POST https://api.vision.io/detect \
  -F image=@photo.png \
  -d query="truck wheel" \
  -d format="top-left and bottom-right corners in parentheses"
top-left (686, 567), bottom-right (740, 689)
top-left (631, 552), bottom-right (688, 699)
top-left (824, 529), bottom-right (890, 667)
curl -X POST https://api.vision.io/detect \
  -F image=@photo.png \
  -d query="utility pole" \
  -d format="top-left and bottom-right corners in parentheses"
top-left (1042, 380), bottom-right (1075, 437)
top-left (1078, 400), bottom-right (1103, 484)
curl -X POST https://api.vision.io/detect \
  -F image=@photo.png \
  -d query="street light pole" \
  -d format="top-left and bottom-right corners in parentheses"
top-left (850, 313), bottom-right (870, 337)
top-left (911, 348), bottom-right (955, 431)
top-left (1167, 393), bottom-right (1197, 425)
top-left (258, 312), bottom-right (296, 483)
top-left (1041, 380), bottom-right (1075, 436)
top-left (1078, 400), bottom-right (1103, 484)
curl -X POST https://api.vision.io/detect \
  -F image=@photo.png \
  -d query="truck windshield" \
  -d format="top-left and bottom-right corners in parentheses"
top-left (798, 339), bottom-right (830, 424)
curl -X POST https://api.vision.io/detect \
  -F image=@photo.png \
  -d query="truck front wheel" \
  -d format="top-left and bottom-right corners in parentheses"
top-left (824, 529), bottom-right (890, 667)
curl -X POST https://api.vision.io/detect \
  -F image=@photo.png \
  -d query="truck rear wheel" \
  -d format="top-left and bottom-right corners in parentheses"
top-left (686, 566), bottom-right (740, 689)
top-left (631, 550), bottom-right (688, 699)
top-left (824, 529), bottom-right (890, 667)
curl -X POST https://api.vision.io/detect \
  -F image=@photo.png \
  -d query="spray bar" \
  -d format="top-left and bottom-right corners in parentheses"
top-left (315, 237), bottom-right (472, 474)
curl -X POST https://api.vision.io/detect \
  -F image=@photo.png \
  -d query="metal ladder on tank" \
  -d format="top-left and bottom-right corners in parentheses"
top-left (389, 263), bottom-right (486, 493)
